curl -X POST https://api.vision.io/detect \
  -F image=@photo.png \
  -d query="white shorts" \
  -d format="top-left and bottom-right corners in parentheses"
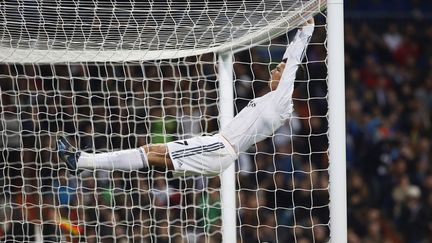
top-left (166, 134), bottom-right (237, 176)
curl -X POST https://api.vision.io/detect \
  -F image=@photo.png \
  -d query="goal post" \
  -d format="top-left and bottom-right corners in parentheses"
top-left (327, 0), bottom-right (347, 241)
top-left (0, 0), bottom-right (346, 242)
top-left (218, 52), bottom-right (236, 242)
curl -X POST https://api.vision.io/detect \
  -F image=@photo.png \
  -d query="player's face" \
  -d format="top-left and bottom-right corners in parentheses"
top-left (269, 62), bottom-right (286, 90)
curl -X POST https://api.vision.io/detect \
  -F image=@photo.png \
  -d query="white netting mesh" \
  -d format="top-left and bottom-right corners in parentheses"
top-left (0, 0), bottom-right (325, 62)
top-left (0, 0), bottom-right (329, 242)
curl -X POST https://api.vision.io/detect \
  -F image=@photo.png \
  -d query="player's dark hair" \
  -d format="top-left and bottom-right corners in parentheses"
top-left (294, 64), bottom-right (307, 89)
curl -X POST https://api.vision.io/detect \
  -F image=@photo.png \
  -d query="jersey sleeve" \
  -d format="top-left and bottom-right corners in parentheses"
top-left (273, 23), bottom-right (314, 109)
top-left (282, 24), bottom-right (314, 63)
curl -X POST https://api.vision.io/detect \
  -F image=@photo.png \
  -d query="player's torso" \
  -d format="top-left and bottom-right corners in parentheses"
top-left (221, 92), bottom-right (287, 152)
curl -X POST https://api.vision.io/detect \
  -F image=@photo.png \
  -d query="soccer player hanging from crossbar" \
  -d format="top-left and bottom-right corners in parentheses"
top-left (58, 18), bottom-right (315, 176)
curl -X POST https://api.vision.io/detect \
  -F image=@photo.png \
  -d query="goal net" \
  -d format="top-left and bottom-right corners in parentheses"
top-left (0, 0), bottom-right (331, 242)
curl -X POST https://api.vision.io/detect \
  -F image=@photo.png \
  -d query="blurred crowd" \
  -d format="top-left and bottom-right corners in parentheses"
top-left (0, 1), bottom-right (431, 243)
top-left (344, 17), bottom-right (432, 243)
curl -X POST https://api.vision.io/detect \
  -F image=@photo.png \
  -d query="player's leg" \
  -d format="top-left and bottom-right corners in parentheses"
top-left (141, 144), bottom-right (174, 169)
top-left (57, 135), bottom-right (235, 175)
top-left (57, 137), bottom-right (173, 174)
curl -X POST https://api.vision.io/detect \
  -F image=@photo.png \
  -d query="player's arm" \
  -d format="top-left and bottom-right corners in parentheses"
top-left (277, 18), bottom-right (315, 92)
top-left (282, 18), bottom-right (314, 64)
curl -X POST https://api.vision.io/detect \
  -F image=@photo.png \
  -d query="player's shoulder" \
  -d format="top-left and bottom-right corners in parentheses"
top-left (247, 93), bottom-right (272, 107)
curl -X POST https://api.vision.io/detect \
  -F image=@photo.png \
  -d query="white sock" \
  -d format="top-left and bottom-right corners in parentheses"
top-left (77, 147), bottom-right (148, 171)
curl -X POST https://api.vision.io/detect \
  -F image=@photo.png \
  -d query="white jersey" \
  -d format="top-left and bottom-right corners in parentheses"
top-left (220, 24), bottom-right (314, 153)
